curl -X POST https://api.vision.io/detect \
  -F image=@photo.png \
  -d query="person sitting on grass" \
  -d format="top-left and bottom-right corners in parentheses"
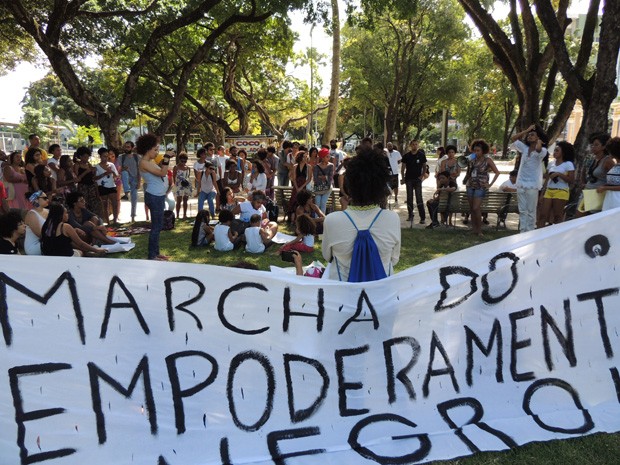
top-left (41, 203), bottom-right (107, 257)
top-left (426, 171), bottom-right (457, 229)
top-left (0, 210), bottom-right (26, 255)
top-left (244, 213), bottom-right (275, 254)
top-left (294, 189), bottom-right (325, 233)
top-left (231, 190), bottom-right (278, 237)
top-left (66, 192), bottom-right (116, 246)
top-left (214, 209), bottom-right (239, 252)
top-left (190, 209), bottom-right (214, 247)
top-left (278, 214), bottom-right (316, 254)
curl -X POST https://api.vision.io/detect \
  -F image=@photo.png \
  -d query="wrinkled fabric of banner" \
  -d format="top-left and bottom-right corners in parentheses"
top-left (1, 209), bottom-right (620, 465)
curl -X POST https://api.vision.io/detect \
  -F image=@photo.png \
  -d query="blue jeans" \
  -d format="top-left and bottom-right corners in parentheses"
top-left (314, 190), bottom-right (331, 214)
top-left (144, 192), bottom-right (165, 259)
top-left (123, 174), bottom-right (139, 218)
top-left (277, 172), bottom-right (289, 187)
top-left (198, 190), bottom-right (217, 216)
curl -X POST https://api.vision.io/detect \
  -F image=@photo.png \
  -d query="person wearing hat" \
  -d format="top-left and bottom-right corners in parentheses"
top-left (313, 148), bottom-right (334, 214)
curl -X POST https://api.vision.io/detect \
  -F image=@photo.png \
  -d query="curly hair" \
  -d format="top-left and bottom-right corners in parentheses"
top-left (556, 141), bottom-right (576, 163)
top-left (606, 137), bottom-right (620, 160)
top-left (136, 134), bottom-right (158, 156)
top-left (65, 192), bottom-right (83, 209)
top-left (74, 146), bottom-right (92, 159)
top-left (344, 146), bottom-right (390, 207)
top-left (296, 189), bottom-right (313, 207)
top-left (445, 145), bottom-right (458, 154)
top-left (0, 211), bottom-right (23, 238)
top-left (589, 132), bottom-right (611, 147)
top-left (296, 214), bottom-right (316, 236)
top-left (25, 147), bottom-right (42, 165)
top-left (471, 139), bottom-right (490, 154)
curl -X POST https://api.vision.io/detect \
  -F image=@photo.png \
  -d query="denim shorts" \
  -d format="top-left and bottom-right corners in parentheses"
top-left (467, 187), bottom-right (487, 198)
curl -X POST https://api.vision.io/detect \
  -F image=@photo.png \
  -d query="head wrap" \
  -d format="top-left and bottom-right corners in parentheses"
top-left (29, 191), bottom-right (44, 204)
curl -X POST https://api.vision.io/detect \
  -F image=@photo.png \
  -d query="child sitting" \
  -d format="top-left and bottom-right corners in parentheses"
top-left (279, 214), bottom-right (316, 254)
top-left (191, 210), bottom-right (214, 246)
top-left (244, 213), bottom-right (274, 254)
top-left (214, 209), bottom-right (239, 251)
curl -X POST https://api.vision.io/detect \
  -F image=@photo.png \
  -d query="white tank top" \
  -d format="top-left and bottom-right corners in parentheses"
top-left (24, 209), bottom-right (46, 255)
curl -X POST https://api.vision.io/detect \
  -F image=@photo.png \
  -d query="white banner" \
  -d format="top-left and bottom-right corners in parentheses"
top-left (1, 210), bottom-right (620, 465)
top-left (226, 136), bottom-right (277, 155)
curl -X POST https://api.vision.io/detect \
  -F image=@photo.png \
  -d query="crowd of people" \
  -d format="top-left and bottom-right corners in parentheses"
top-left (2, 129), bottom-right (619, 281)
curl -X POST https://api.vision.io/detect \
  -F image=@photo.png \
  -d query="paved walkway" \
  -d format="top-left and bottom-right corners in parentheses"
top-left (117, 159), bottom-right (520, 231)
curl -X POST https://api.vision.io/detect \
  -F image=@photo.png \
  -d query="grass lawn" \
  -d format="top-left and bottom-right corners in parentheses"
top-left (110, 219), bottom-right (620, 464)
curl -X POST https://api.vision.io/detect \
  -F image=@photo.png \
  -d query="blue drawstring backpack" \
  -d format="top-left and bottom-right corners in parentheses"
top-left (336, 209), bottom-right (387, 282)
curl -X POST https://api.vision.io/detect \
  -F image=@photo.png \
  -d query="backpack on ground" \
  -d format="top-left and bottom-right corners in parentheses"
top-left (265, 200), bottom-right (279, 223)
top-left (162, 210), bottom-right (176, 230)
top-left (336, 209), bottom-right (387, 282)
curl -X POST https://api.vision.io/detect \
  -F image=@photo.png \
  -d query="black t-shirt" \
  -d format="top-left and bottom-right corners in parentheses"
top-left (0, 238), bottom-right (18, 255)
top-left (402, 150), bottom-right (427, 180)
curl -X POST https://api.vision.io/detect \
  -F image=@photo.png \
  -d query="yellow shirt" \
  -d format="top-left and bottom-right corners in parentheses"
top-left (22, 147), bottom-right (49, 162)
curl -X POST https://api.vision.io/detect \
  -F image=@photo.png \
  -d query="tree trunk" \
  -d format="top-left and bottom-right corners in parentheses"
top-left (322, 0), bottom-right (341, 145)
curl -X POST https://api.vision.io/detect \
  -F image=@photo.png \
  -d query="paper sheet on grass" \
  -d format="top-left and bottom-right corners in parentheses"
top-left (100, 241), bottom-right (136, 253)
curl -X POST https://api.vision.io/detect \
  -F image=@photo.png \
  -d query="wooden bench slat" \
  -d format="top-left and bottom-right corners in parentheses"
top-left (437, 191), bottom-right (518, 229)
top-left (273, 186), bottom-right (341, 221)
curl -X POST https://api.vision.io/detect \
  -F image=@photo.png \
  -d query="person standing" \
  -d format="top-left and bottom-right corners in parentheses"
top-left (329, 139), bottom-right (346, 167)
top-left (510, 124), bottom-right (548, 232)
top-left (401, 139), bottom-right (427, 223)
top-left (277, 140), bottom-right (293, 186)
top-left (47, 144), bottom-right (62, 181)
top-left (23, 134), bottom-right (48, 164)
top-left (138, 134), bottom-right (171, 261)
top-left (265, 146), bottom-right (279, 200)
top-left (466, 139), bottom-right (500, 236)
top-left (120, 141), bottom-right (141, 221)
top-left (385, 142), bottom-right (402, 203)
top-left (597, 137), bottom-right (620, 211)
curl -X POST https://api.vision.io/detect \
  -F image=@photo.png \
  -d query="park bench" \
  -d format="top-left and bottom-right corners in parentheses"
top-left (272, 186), bottom-right (341, 221)
top-left (436, 190), bottom-right (519, 230)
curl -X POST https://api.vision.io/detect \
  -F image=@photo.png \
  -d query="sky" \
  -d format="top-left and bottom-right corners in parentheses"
top-left (0, 0), bottom-right (596, 124)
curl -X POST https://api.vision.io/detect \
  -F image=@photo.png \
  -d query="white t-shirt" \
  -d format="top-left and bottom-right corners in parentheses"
top-left (547, 160), bottom-right (575, 190)
top-left (194, 161), bottom-right (205, 174)
top-left (303, 234), bottom-right (314, 248)
top-left (250, 173), bottom-right (267, 192)
top-left (239, 201), bottom-right (266, 223)
top-left (499, 179), bottom-right (517, 192)
top-left (322, 207), bottom-right (401, 281)
top-left (214, 223), bottom-right (234, 251)
top-left (217, 155), bottom-right (228, 179)
top-left (244, 226), bottom-right (265, 253)
top-left (436, 155), bottom-right (448, 174)
top-left (511, 140), bottom-right (548, 190)
top-left (330, 149), bottom-right (346, 166)
top-left (387, 150), bottom-right (402, 175)
top-left (47, 157), bottom-right (60, 180)
top-left (96, 162), bottom-right (119, 188)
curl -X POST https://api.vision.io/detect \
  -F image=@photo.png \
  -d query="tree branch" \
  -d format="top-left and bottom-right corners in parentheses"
top-left (77, 0), bottom-right (159, 19)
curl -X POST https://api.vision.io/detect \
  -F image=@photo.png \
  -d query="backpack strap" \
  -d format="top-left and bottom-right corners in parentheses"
top-left (335, 209), bottom-right (383, 281)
